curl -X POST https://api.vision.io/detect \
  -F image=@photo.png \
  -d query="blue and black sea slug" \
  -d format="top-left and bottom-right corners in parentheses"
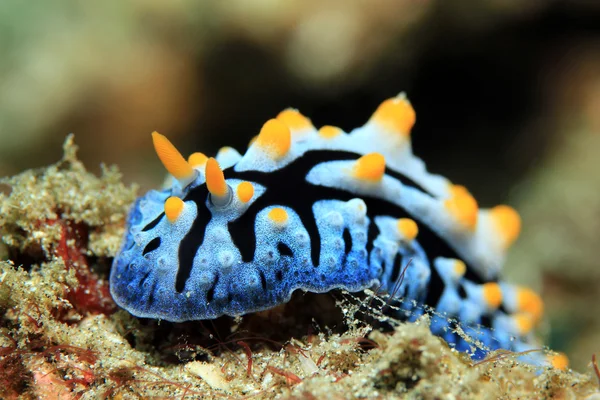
top-left (110, 93), bottom-right (566, 369)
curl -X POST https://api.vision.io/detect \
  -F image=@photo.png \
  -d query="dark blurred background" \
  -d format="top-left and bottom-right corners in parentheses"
top-left (1, 0), bottom-right (599, 370)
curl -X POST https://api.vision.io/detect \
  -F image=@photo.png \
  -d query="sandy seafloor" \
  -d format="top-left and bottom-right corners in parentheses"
top-left (0, 137), bottom-right (598, 399)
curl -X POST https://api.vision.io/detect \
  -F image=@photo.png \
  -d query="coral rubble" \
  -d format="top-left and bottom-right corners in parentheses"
top-left (0, 137), bottom-right (597, 399)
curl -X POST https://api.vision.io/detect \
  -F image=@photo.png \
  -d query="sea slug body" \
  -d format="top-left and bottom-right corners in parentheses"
top-left (110, 93), bottom-right (559, 368)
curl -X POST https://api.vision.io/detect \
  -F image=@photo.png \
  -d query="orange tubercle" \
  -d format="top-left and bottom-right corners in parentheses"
top-left (151, 132), bottom-right (195, 180)
top-left (318, 125), bottom-right (342, 139)
top-left (370, 95), bottom-right (416, 136)
top-left (255, 119), bottom-right (292, 159)
top-left (205, 158), bottom-right (228, 197)
top-left (444, 185), bottom-right (478, 230)
top-left (482, 282), bottom-right (503, 309)
top-left (165, 196), bottom-right (185, 223)
top-left (188, 152), bottom-right (208, 168)
top-left (217, 146), bottom-right (235, 156)
top-left (548, 353), bottom-right (569, 370)
top-left (237, 181), bottom-right (254, 203)
top-left (268, 207), bottom-right (289, 225)
top-left (490, 205), bottom-right (522, 248)
top-left (397, 218), bottom-right (418, 241)
top-left (514, 312), bottom-right (534, 335)
top-left (453, 260), bottom-right (466, 277)
top-left (354, 153), bottom-right (386, 181)
top-left (517, 286), bottom-right (544, 323)
top-left (277, 109), bottom-right (313, 131)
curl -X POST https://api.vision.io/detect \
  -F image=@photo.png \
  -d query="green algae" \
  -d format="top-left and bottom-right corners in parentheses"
top-left (0, 136), bottom-right (598, 399)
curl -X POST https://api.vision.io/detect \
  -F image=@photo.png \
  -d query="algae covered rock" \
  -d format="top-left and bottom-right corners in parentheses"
top-left (0, 136), bottom-right (598, 399)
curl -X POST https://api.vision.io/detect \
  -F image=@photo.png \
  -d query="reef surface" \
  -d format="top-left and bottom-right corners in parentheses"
top-left (0, 136), bottom-right (598, 399)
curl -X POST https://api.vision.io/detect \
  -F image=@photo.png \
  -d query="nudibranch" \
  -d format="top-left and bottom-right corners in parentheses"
top-left (110, 93), bottom-right (563, 368)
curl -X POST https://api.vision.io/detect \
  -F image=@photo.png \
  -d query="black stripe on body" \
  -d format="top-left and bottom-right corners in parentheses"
top-left (136, 191), bottom-right (215, 293)
top-left (176, 185), bottom-right (213, 292)
top-left (170, 149), bottom-right (488, 309)
top-left (142, 237), bottom-right (161, 256)
top-left (224, 150), bottom-right (486, 306)
top-left (142, 213), bottom-right (164, 232)
top-left (225, 150), bottom-right (431, 268)
top-left (143, 150), bottom-right (433, 293)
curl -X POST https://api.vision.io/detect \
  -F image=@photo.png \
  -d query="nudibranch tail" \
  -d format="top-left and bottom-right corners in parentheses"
top-left (111, 93), bottom-right (555, 368)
